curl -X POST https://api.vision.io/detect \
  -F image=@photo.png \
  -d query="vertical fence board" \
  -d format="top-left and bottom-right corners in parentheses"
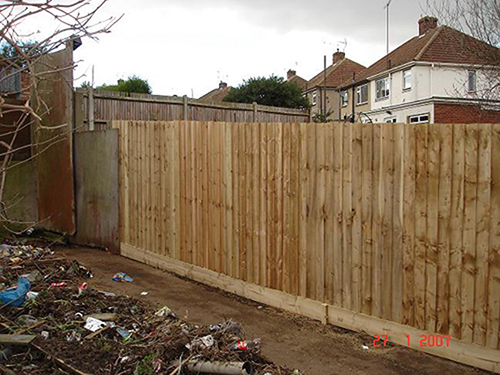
top-left (333, 123), bottom-right (344, 307)
top-left (351, 123), bottom-right (362, 312)
top-left (371, 123), bottom-right (382, 318)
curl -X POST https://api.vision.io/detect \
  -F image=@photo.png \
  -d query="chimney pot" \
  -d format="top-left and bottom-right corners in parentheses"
top-left (219, 81), bottom-right (227, 89)
top-left (287, 69), bottom-right (296, 80)
top-left (333, 49), bottom-right (345, 64)
top-left (419, 16), bottom-right (438, 36)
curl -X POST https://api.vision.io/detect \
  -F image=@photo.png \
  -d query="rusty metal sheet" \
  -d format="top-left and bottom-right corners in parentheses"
top-left (74, 130), bottom-right (119, 254)
top-left (33, 46), bottom-right (75, 234)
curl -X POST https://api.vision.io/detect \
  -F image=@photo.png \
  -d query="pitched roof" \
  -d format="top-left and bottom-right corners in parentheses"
top-left (288, 74), bottom-right (308, 90)
top-left (198, 84), bottom-right (233, 103)
top-left (342, 25), bottom-right (500, 87)
top-left (307, 58), bottom-right (366, 89)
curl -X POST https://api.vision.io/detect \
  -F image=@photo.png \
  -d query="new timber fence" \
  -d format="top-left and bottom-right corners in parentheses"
top-left (74, 89), bottom-right (309, 131)
top-left (110, 120), bottom-right (500, 372)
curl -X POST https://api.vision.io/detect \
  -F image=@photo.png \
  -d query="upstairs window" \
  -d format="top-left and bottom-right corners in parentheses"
top-left (312, 92), bottom-right (317, 105)
top-left (468, 70), bottom-right (477, 93)
top-left (376, 77), bottom-right (390, 100)
top-left (341, 91), bottom-right (348, 107)
top-left (356, 84), bottom-right (368, 105)
top-left (403, 69), bottom-right (412, 90)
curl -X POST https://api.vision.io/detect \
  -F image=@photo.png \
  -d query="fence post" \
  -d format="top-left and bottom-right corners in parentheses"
top-left (87, 86), bottom-right (95, 131)
top-left (253, 102), bottom-right (258, 122)
top-left (183, 95), bottom-right (188, 121)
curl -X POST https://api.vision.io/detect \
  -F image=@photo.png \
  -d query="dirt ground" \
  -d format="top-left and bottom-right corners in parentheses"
top-left (59, 247), bottom-right (488, 375)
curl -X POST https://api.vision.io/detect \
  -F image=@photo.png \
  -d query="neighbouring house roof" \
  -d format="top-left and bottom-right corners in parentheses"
top-left (306, 58), bottom-right (366, 91)
top-left (286, 69), bottom-right (308, 90)
top-left (341, 25), bottom-right (500, 88)
top-left (198, 82), bottom-right (233, 103)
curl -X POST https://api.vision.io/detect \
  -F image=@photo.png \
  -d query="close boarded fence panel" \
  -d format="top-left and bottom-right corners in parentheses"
top-left (74, 89), bottom-right (310, 131)
top-left (111, 120), bottom-right (500, 372)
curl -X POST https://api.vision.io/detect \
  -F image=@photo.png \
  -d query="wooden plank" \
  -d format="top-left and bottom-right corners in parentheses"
top-left (154, 122), bottom-right (161, 254)
top-left (0, 334), bottom-right (35, 345)
top-left (290, 122), bottom-right (300, 296)
top-left (315, 123), bottom-right (326, 302)
top-left (380, 123), bottom-right (394, 321)
top-left (146, 122), bottom-right (153, 253)
top-left (298, 123), bottom-right (308, 297)
top-left (449, 123), bottom-right (465, 340)
top-left (414, 123), bottom-right (428, 330)
top-left (223, 122), bottom-right (233, 277)
top-left (140, 122), bottom-right (147, 250)
top-left (462, 123), bottom-right (478, 343)
top-left (202, 121), bottom-right (210, 269)
top-left (392, 123), bottom-right (404, 324)
top-left (276, 123), bottom-right (284, 292)
top-left (306, 123), bottom-right (318, 300)
top-left (231, 122), bottom-right (240, 279)
top-left (473, 123), bottom-right (491, 346)
top-left (351, 123), bottom-right (362, 312)
top-left (260, 122), bottom-right (268, 287)
top-left (245, 123), bottom-right (254, 282)
top-left (333, 123), bottom-right (343, 307)
top-left (426, 123), bottom-right (440, 333)
top-left (436, 124), bottom-right (452, 334)
top-left (122, 122), bottom-right (130, 245)
top-left (252, 123), bottom-right (260, 285)
top-left (121, 242), bottom-right (500, 374)
top-left (402, 122), bottom-right (416, 326)
top-left (215, 122), bottom-right (223, 272)
top-left (283, 122), bottom-right (292, 294)
top-left (159, 122), bottom-right (166, 256)
top-left (173, 121), bottom-right (181, 260)
top-left (361, 122), bottom-right (373, 316)
top-left (342, 122), bottom-right (353, 310)
top-left (487, 123), bottom-right (500, 349)
top-left (239, 123), bottom-right (247, 280)
top-left (179, 121), bottom-right (187, 263)
top-left (324, 123), bottom-right (335, 304)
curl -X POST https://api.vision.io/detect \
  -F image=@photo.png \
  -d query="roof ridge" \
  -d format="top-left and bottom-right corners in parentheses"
top-left (415, 26), bottom-right (444, 61)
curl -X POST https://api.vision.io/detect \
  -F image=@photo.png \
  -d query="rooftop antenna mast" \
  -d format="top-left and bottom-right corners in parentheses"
top-left (384, 0), bottom-right (393, 55)
top-left (337, 38), bottom-right (347, 53)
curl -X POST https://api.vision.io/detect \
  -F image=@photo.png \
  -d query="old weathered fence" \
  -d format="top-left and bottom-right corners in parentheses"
top-left (111, 120), bottom-right (500, 372)
top-left (75, 89), bottom-right (309, 131)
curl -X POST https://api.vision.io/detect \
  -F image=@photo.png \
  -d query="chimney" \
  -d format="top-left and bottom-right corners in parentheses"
top-left (219, 81), bottom-right (227, 90)
top-left (419, 16), bottom-right (438, 36)
top-left (287, 69), bottom-right (296, 80)
top-left (333, 49), bottom-right (345, 64)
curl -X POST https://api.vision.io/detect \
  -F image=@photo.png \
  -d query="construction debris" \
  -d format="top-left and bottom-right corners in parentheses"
top-left (0, 242), bottom-right (298, 374)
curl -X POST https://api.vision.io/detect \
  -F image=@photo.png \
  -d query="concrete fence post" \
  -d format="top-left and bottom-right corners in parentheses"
top-left (88, 86), bottom-right (95, 131)
top-left (183, 95), bottom-right (188, 121)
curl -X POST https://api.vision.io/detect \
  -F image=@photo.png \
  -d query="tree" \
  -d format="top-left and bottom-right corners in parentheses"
top-left (223, 75), bottom-right (309, 109)
top-left (98, 75), bottom-right (152, 94)
top-left (0, 1), bottom-right (120, 231)
top-left (426, 0), bottom-right (500, 101)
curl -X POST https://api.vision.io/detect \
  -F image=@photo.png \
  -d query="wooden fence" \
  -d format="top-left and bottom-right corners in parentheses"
top-left (111, 120), bottom-right (500, 372)
top-left (75, 89), bottom-right (309, 131)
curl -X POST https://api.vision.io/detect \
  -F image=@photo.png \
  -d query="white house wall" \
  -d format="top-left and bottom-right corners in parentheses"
top-left (369, 102), bottom-right (435, 124)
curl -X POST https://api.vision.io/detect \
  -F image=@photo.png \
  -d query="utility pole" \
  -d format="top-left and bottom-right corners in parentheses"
top-left (384, 0), bottom-right (393, 55)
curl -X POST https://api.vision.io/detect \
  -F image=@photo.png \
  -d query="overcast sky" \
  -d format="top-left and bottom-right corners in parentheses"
top-left (70, 0), bottom-right (429, 97)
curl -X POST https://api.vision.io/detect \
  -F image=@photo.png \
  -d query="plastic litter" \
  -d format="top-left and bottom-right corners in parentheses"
top-left (112, 272), bottom-right (133, 282)
top-left (77, 282), bottom-right (88, 296)
top-left (362, 345), bottom-right (369, 350)
top-left (187, 334), bottom-right (214, 350)
top-left (155, 305), bottom-right (175, 319)
top-left (98, 290), bottom-right (116, 297)
top-left (116, 327), bottom-right (132, 339)
top-left (140, 291), bottom-right (148, 296)
top-left (26, 291), bottom-right (39, 300)
top-left (40, 331), bottom-right (49, 339)
top-left (230, 339), bottom-right (261, 351)
top-left (183, 359), bottom-right (254, 375)
top-left (20, 270), bottom-right (41, 283)
top-left (16, 315), bottom-right (38, 327)
top-left (49, 282), bottom-right (67, 289)
top-left (84, 317), bottom-right (108, 332)
top-left (210, 320), bottom-right (243, 335)
top-left (0, 277), bottom-right (30, 307)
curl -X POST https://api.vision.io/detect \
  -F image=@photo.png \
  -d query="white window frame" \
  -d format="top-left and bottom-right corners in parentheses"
top-left (468, 70), bottom-right (477, 93)
top-left (403, 69), bottom-right (412, 91)
top-left (384, 116), bottom-right (397, 123)
top-left (376, 77), bottom-right (390, 100)
top-left (341, 91), bottom-right (348, 107)
top-left (408, 113), bottom-right (430, 124)
top-left (312, 92), bottom-right (317, 106)
top-left (356, 84), bottom-right (368, 105)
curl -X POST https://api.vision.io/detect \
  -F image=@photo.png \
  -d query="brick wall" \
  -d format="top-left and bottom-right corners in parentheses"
top-left (434, 103), bottom-right (500, 123)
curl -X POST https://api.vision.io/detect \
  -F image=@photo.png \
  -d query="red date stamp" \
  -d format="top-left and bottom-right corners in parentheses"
top-left (373, 334), bottom-right (452, 348)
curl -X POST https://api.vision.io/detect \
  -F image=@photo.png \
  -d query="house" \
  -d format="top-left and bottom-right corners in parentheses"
top-left (303, 50), bottom-right (365, 120)
top-left (198, 81), bottom-right (233, 103)
top-left (286, 69), bottom-right (308, 91)
top-left (339, 16), bottom-right (500, 124)
top-left (0, 64), bottom-right (30, 101)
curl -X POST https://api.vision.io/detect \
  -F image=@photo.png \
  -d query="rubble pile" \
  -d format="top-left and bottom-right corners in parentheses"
top-left (0, 242), bottom-right (297, 374)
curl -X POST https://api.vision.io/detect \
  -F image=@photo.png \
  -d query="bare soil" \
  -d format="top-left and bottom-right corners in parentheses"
top-left (59, 247), bottom-right (489, 375)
